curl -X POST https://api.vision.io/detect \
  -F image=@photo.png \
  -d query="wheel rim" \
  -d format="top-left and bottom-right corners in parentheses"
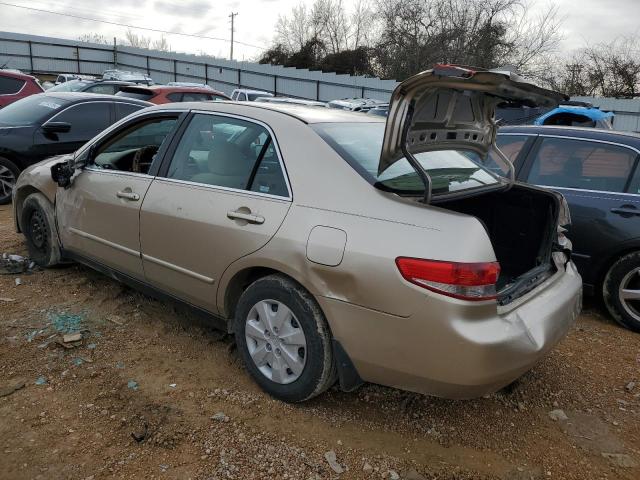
top-left (244, 299), bottom-right (307, 384)
top-left (29, 209), bottom-right (48, 254)
top-left (618, 267), bottom-right (640, 322)
top-left (0, 164), bottom-right (16, 199)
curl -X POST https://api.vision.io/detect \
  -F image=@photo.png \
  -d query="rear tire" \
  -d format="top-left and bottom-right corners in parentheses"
top-left (21, 193), bottom-right (62, 267)
top-left (234, 274), bottom-right (336, 402)
top-left (0, 157), bottom-right (20, 205)
top-left (603, 252), bottom-right (640, 332)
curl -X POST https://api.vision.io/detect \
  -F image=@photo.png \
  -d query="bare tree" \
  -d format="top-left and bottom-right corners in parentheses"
top-left (78, 33), bottom-right (111, 45)
top-left (122, 29), bottom-right (170, 52)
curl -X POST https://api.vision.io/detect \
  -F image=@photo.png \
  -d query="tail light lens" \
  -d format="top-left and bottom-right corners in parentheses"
top-left (396, 257), bottom-right (500, 301)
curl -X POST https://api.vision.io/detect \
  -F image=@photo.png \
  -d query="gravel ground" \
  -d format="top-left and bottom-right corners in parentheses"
top-left (1, 203), bottom-right (639, 480)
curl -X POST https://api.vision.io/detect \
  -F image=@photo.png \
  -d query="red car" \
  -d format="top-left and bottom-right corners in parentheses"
top-left (0, 70), bottom-right (44, 109)
top-left (116, 85), bottom-right (230, 104)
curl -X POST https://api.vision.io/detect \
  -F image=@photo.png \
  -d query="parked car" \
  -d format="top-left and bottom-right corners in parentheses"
top-left (47, 79), bottom-right (134, 95)
top-left (366, 104), bottom-right (389, 117)
top-left (327, 98), bottom-right (388, 112)
top-left (0, 70), bottom-right (44, 109)
top-left (102, 70), bottom-right (153, 85)
top-left (230, 89), bottom-right (273, 101)
top-left (0, 92), bottom-right (151, 203)
top-left (13, 66), bottom-right (580, 403)
top-left (254, 97), bottom-right (326, 107)
top-left (534, 101), bottom-right (614, 129)
top-left (496, 125), bottom-right (640, 331)
top-left (116, 85), bottom-right (230, 104)
top-left (54, 74), bottom-right (95, 85)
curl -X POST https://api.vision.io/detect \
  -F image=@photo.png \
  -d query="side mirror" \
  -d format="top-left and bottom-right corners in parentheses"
top-left (51, 160), bottom-right (76, 188)
top-left (42, 122), bottom-right (71, 134)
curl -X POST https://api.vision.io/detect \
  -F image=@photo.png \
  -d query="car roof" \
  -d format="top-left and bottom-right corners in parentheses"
top-left (499, 125), bottom-right (640, 144)
top-left (121, 85), bottom-right (226, 95)
top-left (233, 89), bottom-right (272, 95)
top-left (41, 91), bottom-right (153, 106)
top-left (0, 69), bottom-right (37, 81)
top-left (152, 100), bottom-right (385, 124)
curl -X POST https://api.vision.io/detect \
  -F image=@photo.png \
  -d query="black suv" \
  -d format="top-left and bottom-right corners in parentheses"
top-left (0, 92), bottom-right (151, 203)
top-left (497, 125), bottom-right (640, 331)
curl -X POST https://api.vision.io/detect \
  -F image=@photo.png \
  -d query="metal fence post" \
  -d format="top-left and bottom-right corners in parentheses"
top-left (273, 75), bottom-right (277, 96)
top-left (205, 64), bottom-right (209, 84)
top-left (316, 80), bottom-right (320, 101)
top-left (146, 56), bottom-right (150, 75)
top-left (173, 59), bottom-right (177, 81)
top-left (28, 41), bottom-right (33, 73)
top-left (113, 37), bottom-right (117, 69)
top-left (361, 86), bottom-right (365, 98)
top-left (237, 68), bottom-right (241, 88)
top-left (75, 46), bottom-right (81, 73)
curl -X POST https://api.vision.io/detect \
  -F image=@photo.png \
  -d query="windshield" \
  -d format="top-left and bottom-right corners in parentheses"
top-left (313, 122), bottom-right (500, 196)
top-left (47, 80), bottom-right (91, 92)
top-left (0, 94), bottom-right (68, 126)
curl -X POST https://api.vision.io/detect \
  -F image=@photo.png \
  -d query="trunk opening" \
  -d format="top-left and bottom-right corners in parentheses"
top-left (438, 184), bottom-right (560, 304)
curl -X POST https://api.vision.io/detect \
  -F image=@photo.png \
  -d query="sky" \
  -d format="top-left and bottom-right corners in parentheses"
top-left (0, 0), bottom-right (638, 63)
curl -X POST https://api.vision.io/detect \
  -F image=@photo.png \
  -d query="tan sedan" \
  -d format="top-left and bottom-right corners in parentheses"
top-left (12, 66), bottom-right (582, 402)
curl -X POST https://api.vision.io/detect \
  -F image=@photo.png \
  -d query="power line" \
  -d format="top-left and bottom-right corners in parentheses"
top-left (0, 1), bottom-right (266, 50)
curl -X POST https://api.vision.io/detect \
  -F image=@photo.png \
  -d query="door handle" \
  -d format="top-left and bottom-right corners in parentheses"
top-left (611, 206), bottom-right (640, 217)
top-left (227, 210), bottom-right (265, 224)
top-left (116, 191), bottom-right (140, 201)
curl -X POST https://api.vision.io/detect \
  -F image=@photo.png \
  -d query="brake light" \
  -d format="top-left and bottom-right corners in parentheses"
top-left (395, 257), bottom-right (500, 301)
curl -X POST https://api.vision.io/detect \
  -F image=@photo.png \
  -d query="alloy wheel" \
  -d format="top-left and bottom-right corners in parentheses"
top-left (244, 299), bottom-right (307, 384)
top-left (0, 164), bottom-right (16, 200)
top-left (618, 267), bottom-right (640, 322)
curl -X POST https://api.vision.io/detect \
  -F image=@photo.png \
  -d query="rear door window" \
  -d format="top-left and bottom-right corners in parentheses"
top-left (87, 84), bottom-right (117, 95)
top-left (0, 76), bottom-right (25, 95)
top-left (166, 92), bottom-right (183, 102)
top-left (181, 92), bottom-right (211, 102)
top-left (117, 89), bottom-right (155, 101)
top-left (165, 113), bottom-right (288, 196)
top-left (527, 137), bottom-right (638, 193)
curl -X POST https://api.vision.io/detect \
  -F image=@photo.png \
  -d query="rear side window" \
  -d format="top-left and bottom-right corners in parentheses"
top-left (115, 102), bottom-right (144, 120)
top-left (238, 93), bottom-right (247, 101)
top-left (117, 89), bottom-right (154, 101)
top-left (87, 84), bottom-right (118, 95)
top-left (165, 113), bottom-right (288, 196)
top-left (481, 134), bottom-right (531, 175)
top-left (0, 76), bottom-right (25, 95)
top-left (313, 122), bottom-right (499, 197)
top-left (527, 137), bottom-right (638, 193)
top-left (166, 92), bottom-right (183, 102)
top-left (52, 102), bottom-right (111, 135)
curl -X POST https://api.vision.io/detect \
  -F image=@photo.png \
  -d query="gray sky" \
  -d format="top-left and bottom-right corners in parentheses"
top-left (0, 0), bottom-right (638, 62)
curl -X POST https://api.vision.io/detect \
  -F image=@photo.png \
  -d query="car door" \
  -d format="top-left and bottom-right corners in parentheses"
top-left (34, 101), bottom-right (112, 157)
top-left (139, 111), bottom-right (292, 313)
top-left (56, 113), bottom-right (183, 279)
top-left (521, 135), bottom-right (640, 285)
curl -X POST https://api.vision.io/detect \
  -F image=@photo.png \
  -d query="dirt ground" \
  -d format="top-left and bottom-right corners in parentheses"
top-left (1, 203), bottom-right (639, 480)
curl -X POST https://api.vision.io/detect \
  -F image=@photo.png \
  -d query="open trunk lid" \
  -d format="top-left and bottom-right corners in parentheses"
top-left (379, 65), bottom-right (566, 202)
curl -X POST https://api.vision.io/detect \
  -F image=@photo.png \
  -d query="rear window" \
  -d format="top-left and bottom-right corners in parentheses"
top-left (248, 93), bottom-right (272, 101)
top-left (0, 76), bottom-right (26, 95)
top-left (0, 94), bottom-right (68, 126)
top-left (117, 89), bottom-right (154, 101)
top-left (47, 80), bottom-right (91, 92)
top-left (313, 122), bottom-right (500, 196)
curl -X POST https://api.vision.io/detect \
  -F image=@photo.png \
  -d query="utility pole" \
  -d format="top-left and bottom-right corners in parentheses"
top-left (229, 12), bottom-right (238, 61)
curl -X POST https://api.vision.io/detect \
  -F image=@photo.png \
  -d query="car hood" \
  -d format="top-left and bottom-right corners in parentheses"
top-left (379, 65), bottom-right (567, 182)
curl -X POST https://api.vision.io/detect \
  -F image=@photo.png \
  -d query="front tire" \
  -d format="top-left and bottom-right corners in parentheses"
top-left (234, 274), bottom-right (336, 402)
top-left (21, 193), bottom-right (62, 267)
top-left (603, 251), bottom-right (640, 332)
top-left (0, 157), bottom-right (20, 205)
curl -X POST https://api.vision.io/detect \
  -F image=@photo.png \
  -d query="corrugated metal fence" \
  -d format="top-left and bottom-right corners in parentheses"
top-left (0, 31), bottom-right (398, 101)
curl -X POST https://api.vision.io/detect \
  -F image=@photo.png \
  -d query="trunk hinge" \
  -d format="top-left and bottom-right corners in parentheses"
top-left (401, 102), bottom-right (433, 204)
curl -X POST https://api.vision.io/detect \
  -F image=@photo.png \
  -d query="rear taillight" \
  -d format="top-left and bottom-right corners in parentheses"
top-left (395, 257), bottom-right (500, 301)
